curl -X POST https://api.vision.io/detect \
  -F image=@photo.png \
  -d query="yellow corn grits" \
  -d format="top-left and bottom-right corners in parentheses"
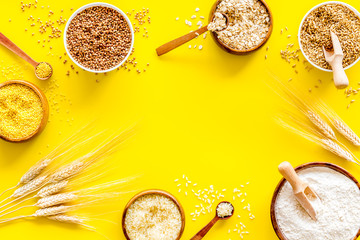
top-left (0, 83), bottom-right (43, 140)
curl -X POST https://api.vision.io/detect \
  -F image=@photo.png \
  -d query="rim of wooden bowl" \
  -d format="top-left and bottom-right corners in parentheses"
top-left (270, 162), bottom-right (360, 240)
top-left (122, 189), bottom-right (186, 240)
top-left (209, 0), bottom-right (273, 55)
top-left (0, 80), bottom-right (49, 143)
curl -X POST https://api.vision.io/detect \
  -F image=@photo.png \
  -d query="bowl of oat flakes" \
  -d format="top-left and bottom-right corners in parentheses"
top-left (64, 2), bottom-right (134, 73)
top-left (208, 0), bottom-right (273, 54)
top-left (299, 2), bottom-right (360, 72)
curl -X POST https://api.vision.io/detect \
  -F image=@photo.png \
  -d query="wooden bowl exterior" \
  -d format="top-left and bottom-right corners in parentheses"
top-left (122, 189), bottom-right (186, 240)
top-left (270, 162), bottom-right (360, 240)
top-left (209, 0), bottom-right (273, 55)
top-left (0, 80), bottom-right (49, 142)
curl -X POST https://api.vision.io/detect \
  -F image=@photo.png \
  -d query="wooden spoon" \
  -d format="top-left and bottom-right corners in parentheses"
top-left (190, 201), bottom-right (234, 240)
top-left (323, 31), bottom-right (348, 89)
top-left (0, 32), bottom-right (53, 80)
top-left (278, 161), bottom-right (319, 220)
top-left (156, 14), bottom-right (229, 56)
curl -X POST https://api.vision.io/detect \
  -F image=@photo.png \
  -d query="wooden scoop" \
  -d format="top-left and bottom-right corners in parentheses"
top-left (190, 201), bottom-right (234, 240)
top-left (156, 14), bottom-right (228, 56)
top-left (0, 32), bottom-right (53, 80)
top-left (323, 31), bottom-right (349, 89)
top-left (278, 161), bottom-right (318, 220)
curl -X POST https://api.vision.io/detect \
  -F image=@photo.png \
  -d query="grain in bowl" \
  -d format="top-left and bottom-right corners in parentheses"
top-left (272, 164), bottom-right (360, 240)
top-left (208, 0), bottom-right (272, 51)
top-left (0, 81), bottom-right (48, 141)
top-left (123, 191), bottom-right (185, 240)
top-left (299, 2), bottom-right (360, 70)
top-left (65, 3), bottom-right (133, 72)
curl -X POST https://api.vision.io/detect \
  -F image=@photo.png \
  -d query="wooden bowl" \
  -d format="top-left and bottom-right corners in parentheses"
top-left (122, 189), bottom-right (185, 240)
top-left (0, 80), bottom-right (49, 142)
top-left (209, 0), bottom-right (273, 55)
top-left (270, 162), bottom-right (360, 240)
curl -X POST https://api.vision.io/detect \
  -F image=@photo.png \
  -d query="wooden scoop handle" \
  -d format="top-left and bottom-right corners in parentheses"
top-left (278, 161), bottom-right (306, 193)
top-left (0, 32), bottom-right (38, 67)
top-left (190, 216), bottom-right (219, 240)
top-left (331, 56), bottom-right (349, 89)
top-left (156, 26), bottom-right (208, 56)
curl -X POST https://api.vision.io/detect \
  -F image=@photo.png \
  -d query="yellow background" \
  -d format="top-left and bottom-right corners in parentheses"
top-left (1, 0), bottom-right (360, 239)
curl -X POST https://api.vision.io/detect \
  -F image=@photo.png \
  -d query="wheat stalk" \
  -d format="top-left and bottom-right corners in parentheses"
top-left (11, 176), bottom-right (48, 199)
top-left (34, 205), bottom-right (72, 217)
top-left (277, 116), bottom-right (359, 165)
top-left (307, 111), bottom-right (336, 140)
top-left (37, 181), bottom-right (69, 198)
top-left (49, 159), bottom-right (85, 183)
top-left (19, 159), bottom-right (52, 185)
top-left (320, 139), bottom-right (357, 163)
top-left (48, 214), bottom-right (84, 224)
top-left (332, 119), bottom-right (360, 146)
top-left (36, 193), bottom-right (78, 209)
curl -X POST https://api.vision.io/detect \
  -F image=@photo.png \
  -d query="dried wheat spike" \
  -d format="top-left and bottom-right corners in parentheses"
top-left (19, 159), bottom-right (51, 185)
top-left (37, 180), bottom-right (68, 198)
top-left (33, 205), bottom-right (71, 217)
top-left (36, 193), bottom-right (78, 209)
top-left (48, 214), bottom-right (84, 224)
top-left (321, 139), bottom-right (354, 162)
top-left (49, 160), bottom-right (84, 183)
top-left (307, 111), bottom-right (336, 140)
top-left (333, 119), bottom-right (360, 146)
top-left (11, 176), bottom-right (48, 198)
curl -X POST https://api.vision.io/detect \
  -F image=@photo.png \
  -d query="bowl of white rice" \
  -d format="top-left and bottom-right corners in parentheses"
top-left (122, 189), bottom-right (185, 240)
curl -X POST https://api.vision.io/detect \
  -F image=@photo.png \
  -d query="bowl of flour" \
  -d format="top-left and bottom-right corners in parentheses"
top-left (271, 162), bottom-right (360, 240)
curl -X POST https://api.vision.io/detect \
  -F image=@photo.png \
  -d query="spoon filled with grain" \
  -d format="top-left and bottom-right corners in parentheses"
top-left (0, 32), bottom-right (53, 80)
top-left (156, 13), bottom-right (229, 56)
top-left (190, 201), bottom-right (234, 240)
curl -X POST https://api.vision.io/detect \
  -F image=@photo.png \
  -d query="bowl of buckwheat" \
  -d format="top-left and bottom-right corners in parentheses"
top-left (64, 2), bottom-right (134, 73)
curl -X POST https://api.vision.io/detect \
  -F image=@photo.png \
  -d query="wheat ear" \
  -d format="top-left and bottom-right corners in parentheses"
top-left (36, 193), bottom-right (78, 209)
top-left (277, 117), bottom-right (359, 164)
top-left (332, 119), bottom-right (360, 146)
top-left (307, 111), bottom-right (336, 140)
top-left (320, 139), bottom-right (359, 164)
top-left (0, 125), bottom-right (100, 203)
top-left (11, 176), bottom-right (48, 199)
top-left (0, 176), bottom-right (49, 212)
top-left (37, 181), bottom-right (69, 198)
top-left (48, 214), bottom-right (85, 224)
top-left (49, 159), bottom-right (86, 183)
top-left (0, 181), bottom-right (69, 218)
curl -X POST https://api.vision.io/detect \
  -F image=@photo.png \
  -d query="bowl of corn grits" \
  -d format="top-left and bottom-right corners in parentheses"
top-left (0, 80), bottom-right (49, 142)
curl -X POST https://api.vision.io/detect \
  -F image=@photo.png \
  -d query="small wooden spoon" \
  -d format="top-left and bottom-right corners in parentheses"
top-left (278, 161), bottom-right (318, 220)
top-left (156, 14), bottom-right (229, 56)
top-left (190, 201), bottom-right (234, 240)
top-left (323, 31), bottom-right (348, 89)
top-left (0, 32), bottom-right (53, 80)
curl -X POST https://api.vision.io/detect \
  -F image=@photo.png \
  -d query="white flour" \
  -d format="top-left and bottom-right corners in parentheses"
top-left (275, 167), bottom-right (360, 240)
